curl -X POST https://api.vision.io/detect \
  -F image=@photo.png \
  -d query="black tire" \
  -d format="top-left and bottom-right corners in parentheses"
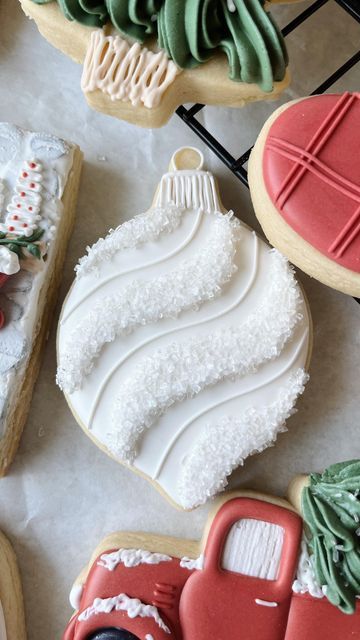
top-left (86, 629), bottom-right (140, 640)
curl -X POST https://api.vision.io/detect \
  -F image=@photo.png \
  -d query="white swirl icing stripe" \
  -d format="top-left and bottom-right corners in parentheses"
top-left (108, 251), bottom-right (302, 463)
top-left (0, 160), bottom-right (42, 237)
top-left (98, 548), bottom-right (172, 571)
top-left (57, 212), bottom-right (240, 393)
top-left (155, 171), bottom-right (221, 214)
top-left (177, 369), bottom-right (308, 508)
top-left (78, 593), bottom-right (171, 633)
top-left (81, 30), bottom-right (180, 109)
top-left (75, 205), bottom-right (184, 279)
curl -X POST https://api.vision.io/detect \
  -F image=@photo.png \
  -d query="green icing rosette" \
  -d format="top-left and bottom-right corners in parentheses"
top-left (107, 0), bottom-right (162, 40)
top-left (30, 0), bottom-right (288, 91)
top-left (33, 0), bottom-right (108, 27)
top-left (302, 460), bottom-right (360, 614)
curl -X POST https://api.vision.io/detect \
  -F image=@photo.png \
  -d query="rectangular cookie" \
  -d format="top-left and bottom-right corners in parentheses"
top-left (0, 123), bottom-right (82, 474)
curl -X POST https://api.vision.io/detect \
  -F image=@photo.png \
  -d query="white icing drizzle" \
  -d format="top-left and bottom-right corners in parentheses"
top-left (86, 227), bottom-right (258, 431)
top-left (81, 30), bottom-right (180, 109)
top-left (75, 205), bottom-right (184, 280)
top-left (69, 583), bottom-right (84, 610)
top-left (78, 593), bottom-right (171, 633)
top-left (292, 537), bottom-right (324, 599)
top-left (98, 548), bottom-right (172, 571)
top-left (145, 636), bottom-right (154, 640)
top-left (177, 369), bottom-right (308, 508)
top-left (0, 160), bottom-right (42, 237)
top-left (222, 518), bottom-right (284, 579)
top-left (108, 251), bottom-right (302, 463)
top-left (180, 554), bottom-right (204, 571)
top-left (57, 212), bottom-right (240, 394)
top-left (255, 599), bottom-right (278, 607)
top-left (0, 601), bottom-right (6, 640)
top-left (155, 171), bottom-right (221, 214)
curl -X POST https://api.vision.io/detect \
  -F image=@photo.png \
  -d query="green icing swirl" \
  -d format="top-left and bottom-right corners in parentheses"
top-left (31, 0), bottom-right (287, 91)
top-left (302, 460), bottom-right (360, 614)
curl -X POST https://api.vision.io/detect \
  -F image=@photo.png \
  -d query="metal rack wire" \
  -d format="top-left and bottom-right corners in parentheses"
top-left (176, 0), bottom-right (360, 302)
top-left (176, 0), bottom-right (360, 189)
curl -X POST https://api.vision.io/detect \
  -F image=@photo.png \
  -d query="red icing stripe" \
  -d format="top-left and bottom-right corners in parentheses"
top-left (263, 92), bottom-right (360, 272)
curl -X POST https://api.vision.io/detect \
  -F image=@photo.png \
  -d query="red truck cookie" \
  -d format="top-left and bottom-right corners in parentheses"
top-left (63, 461), bottom-right (360, 640)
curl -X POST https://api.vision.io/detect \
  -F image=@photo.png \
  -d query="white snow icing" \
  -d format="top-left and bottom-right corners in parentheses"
top-left (57, 212), bottom-right (240, 393)
top-left (145, 636), bottom-right (154, 640)
top-left (69, 583), bottom-right (84, 610)
top-left (78, 593), bottom-right (171, 633)
top-left (75, 205), bottom-right (184, 279)
top-left (98, 548), bottom-right (172, 571)
top-left (180, 554), bottom-right (204, 570)
top-left (292, 537), bottom-right (324, 599)
top-left (108, 251), bottom-right (303, 463)
top-left (177, 370), bottom-right (308, 509)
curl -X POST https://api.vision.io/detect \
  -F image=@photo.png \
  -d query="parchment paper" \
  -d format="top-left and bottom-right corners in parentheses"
top-left (0, 1), bottom-right (359, 638)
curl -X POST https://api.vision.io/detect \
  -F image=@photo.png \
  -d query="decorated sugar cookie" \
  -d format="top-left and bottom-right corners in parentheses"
top-left (248, 92), bottom-right (360, 296)
top-left (57, 147), bottom-right (311, 510)
top-left (63, 460), bottom-right (360, 640)
top-left (20, 0), bottom-right (291, 128)
top-left (0, 530), bottom-right (26, 640)
top-left (0, 123), bottom-right (82, 475)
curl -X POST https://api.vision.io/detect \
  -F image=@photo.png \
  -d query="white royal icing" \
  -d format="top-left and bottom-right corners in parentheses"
top-left (292, 537), bottom-right (324, 599)
top-left (180, 554), bottom-right (204, 571)
top-left (0, 160), bottom-right (43, 237)
top-left (222, 519), bottom-right (284, 580)
top-left (98, 548), bottom-right (172, 571)
top-left (57, 160), bottom-right (310, 508)
top-left (0, 124), bottom-right (74, 439)
top-left (255, 599), bottom-right (278, 607)
top-left (78, 593), bottom-right (170, 633)
top-left (0, 246), bottom-right (20, 275)
top-left (69, 583), bottom-right (84, 610)
top-left (0, 601), bottom-right (6, 640)
top-left (82, 30), bottom-right (180, 109)
top-left (145, 636), bottom-right (154, 640)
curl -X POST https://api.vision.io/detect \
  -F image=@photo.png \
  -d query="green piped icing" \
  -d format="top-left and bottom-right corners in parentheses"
top-left (302, 460), bottom-right (360, 614)
top-left (31, 0), bottom-right (288, 91)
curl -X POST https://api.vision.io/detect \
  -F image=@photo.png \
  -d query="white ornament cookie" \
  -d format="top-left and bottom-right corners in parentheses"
top-left (57, 147), bottom-right (311, 509)
top-left (0, 531), bottom-right (26, 640)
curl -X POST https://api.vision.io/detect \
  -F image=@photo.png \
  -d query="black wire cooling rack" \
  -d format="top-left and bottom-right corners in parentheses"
top-left (176, 0), bottom-right (360, 189)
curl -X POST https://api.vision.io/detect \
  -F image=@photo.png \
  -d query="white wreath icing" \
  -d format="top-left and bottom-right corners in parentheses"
top-left (57, 212), bottom-right (240, 393)
top-left (108, 250), bottom-right (302, 463)
top-left (177, 369), bottom-right (308, 508)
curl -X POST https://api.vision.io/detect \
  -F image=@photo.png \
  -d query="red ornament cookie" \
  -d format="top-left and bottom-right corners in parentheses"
top-left (248, 92), bottom-right (360, 296)
top-left (62, 461), bottom-right (360, 640)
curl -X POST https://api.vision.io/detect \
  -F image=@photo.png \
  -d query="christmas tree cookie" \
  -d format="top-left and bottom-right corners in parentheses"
top-left (21, 0), bottom-right (292, 127)
top-left (0, 123), bottom-right (82, 475)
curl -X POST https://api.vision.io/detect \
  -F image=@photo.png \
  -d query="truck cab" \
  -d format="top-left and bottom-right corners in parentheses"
top-left (63, 495), bottom-right (360, 640)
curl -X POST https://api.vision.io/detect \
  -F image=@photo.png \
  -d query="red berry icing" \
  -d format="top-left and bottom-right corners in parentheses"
top-left (13, 215), bottom-right (19, 220)
top-left (8, 226), bottom-right (15, 232)
top-left (20, 192), bottom-right (25, 197)
top-left (22, 172), bottom-right (28, 178)
top-left (29, 162), bottom-right (36, 169)
top-left (263, 92), bottom-right (360, 273)
top-left (30, 182), bottom-right (35, 189)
